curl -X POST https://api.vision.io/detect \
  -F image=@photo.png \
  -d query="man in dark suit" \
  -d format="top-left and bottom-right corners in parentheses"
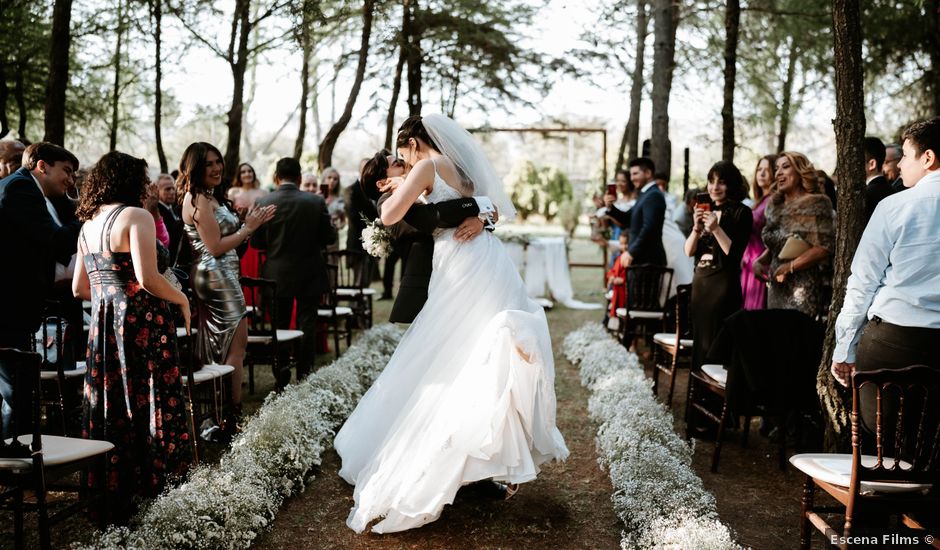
top-left (251, 157), bottom-right (336, 376)
top-left (0, 139), bottom-right (26, 179)
top-left (155, 173), bottom-right (185, 263)
top-left (360, 151), bottom-right (489, 323)
top-left (0, 142), bottom-right (81, 351)
top-left (604, 157), bottom-right (667, 267)
top-left (862, 136), bottom-right (895, 223)
top-left (884, 142), bottom-right (905, 192)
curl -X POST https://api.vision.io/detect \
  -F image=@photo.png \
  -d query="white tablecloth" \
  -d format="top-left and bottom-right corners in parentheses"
top-left (505, 237), bottom-right (601, 310)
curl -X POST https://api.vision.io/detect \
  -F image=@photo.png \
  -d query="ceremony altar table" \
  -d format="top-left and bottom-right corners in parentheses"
top-left (502, 236), bottom-right (601, 311)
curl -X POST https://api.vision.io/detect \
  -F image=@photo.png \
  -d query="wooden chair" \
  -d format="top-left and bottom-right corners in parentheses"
top-left (652, 284), bottom-right (693, 407)
top-left (327, 250), bottom-right (376, 329)
top-left (240, 277), bottom-right (303, 391)
top-left (685, 363), bottom-right (755, 473)
top-left (34, 315), bottom-right (86, 435)
top-left (318, 264), bottom-right (354, 359)
top-left (615, 265), bottom-right (673, 351)
top-left (791, 365), bottom-right (940, 550)
top-left (0, 348), bottom-right (113, 550)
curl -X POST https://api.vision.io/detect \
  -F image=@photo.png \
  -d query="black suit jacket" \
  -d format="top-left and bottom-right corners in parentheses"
top-left (251, 183), bottom-right (336, 297)
top-left (607, 184), bottom-right (667, 266)
top-left (379, 195), bottom-right (481, 323)
top-left (345, 179), bottom-right (379, 253)
top-left (0, 167), bottom-right (82, 338)
top-left (864, 175), bottom-right (895, 223)
top-left (158, 202), bottom-right (186, 266)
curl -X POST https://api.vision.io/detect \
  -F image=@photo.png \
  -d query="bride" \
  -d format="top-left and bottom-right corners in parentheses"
top-left (334, 114), bottom-right (569, 534)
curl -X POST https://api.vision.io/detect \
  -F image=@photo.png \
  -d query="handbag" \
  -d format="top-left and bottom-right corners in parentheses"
top-left (778, 234), bottom-right (812, 261)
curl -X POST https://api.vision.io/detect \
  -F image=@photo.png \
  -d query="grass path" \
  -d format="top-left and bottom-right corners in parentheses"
top-left (254, 283), bottom-right (622, 549)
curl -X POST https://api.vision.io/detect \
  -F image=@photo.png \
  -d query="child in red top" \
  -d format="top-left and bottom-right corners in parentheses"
top-left (606, 233), bottom-right (629, 325)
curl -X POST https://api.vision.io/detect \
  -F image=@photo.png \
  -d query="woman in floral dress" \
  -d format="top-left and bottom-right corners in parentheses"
top-left (72, 151), bottom-right (193, 523)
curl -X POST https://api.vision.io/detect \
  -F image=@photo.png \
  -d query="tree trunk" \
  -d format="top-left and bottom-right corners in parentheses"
top-left (649, 0), bottom-right (678, 179)
top-left (153, 0), bottom-right (168, 172)
top-left (820, 0), bottom-right (866, 452)
top-left (405, 0), bottom-right (422, 116)
top-left (109, 0), bottom-right (125, 152)
top-left (777, 38), bottom-right (799, 153)
top-left (312, 63), bottom-right (321, 146)
top-left (926, 0), bottom-right (940, 115)
top-left (0, 62), bottom-right (9, 139)
top-left (223, 0), bottom-right (251, 185)
top-left (385, 36), bottom-right (407, 149)
top-left (43, 0), bottom-right (73, 145)
top-left (721, 0), bottom-right (740, 162)
top-left (618, 0), bottom-right (649, 170)
top-left (14, 65), bottom-right (27, 141)
top-left (294, 22), bottom-right (313, 160)
top-left (318, 0), bottom-right (375, 170)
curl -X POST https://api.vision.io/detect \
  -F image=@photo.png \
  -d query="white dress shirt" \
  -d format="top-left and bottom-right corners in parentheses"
top-left (834, 170), bottom-right (940, 363)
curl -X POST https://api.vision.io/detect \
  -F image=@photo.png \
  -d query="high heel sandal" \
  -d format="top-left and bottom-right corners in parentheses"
top-left (504, 483), bottom-right (519, 501)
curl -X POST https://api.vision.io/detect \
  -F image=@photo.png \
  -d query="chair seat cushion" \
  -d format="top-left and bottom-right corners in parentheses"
top-left (789, 453), bottom-right (933, 495)
top-left (318, 306), bottom-right (354, 317)
top-left (336, 288), bottom-right (377, 297)
top-left (615, 308), bottom-right (663, 320)
top-left (176, 327), bottom-right (196, 339)
top-left (653, 332), bottom-right (693, 348)
top-left (276, 329), bottom-right (304, 342)
top-left (40, 363), bottom-right (87, 380)
top-left (700, 364), bottom-right (727, 387)
top-left (183, 363), bottom-right (235, 385)
top-left (0, 435), bottom-right (114, 470)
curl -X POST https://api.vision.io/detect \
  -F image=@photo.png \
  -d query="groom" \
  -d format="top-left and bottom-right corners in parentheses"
top-left (360, 150), bottom-right (490, 323)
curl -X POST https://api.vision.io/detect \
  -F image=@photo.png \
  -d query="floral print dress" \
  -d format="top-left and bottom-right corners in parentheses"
top-left (80, 205), bottom-right (192, 522)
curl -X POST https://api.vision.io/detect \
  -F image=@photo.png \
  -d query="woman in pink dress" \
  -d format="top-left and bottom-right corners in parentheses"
top-left (740, 154), bottom-right (777, 310)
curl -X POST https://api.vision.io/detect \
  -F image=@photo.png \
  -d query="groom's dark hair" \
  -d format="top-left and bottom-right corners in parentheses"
top-left (360, 150), bottom-right (389, 202)
top-left (396, 115), bottom-right (439, 152)
top-left (275, 157), bottom-right (301, 183)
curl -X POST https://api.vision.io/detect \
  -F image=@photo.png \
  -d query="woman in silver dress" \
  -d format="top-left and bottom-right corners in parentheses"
top-left (177, 142), bottom-right (275, 425)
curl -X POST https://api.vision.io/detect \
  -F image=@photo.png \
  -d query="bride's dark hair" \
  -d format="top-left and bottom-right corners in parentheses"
top-left (396, 115), bottom-right (439, 151)
top-left (360, 150), bottom-right (389, 202)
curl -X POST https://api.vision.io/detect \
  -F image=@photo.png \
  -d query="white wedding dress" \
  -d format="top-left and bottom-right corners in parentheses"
top-left (334, 169), bottom-right (569, 534)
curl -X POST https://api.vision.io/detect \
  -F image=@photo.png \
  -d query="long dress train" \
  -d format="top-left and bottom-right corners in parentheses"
top-left (334, 174), bottom-right (569, 534)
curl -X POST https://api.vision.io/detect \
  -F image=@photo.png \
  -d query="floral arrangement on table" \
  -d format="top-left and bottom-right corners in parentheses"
top-left (496, 231), bottom-right (532, 247)
top-left (360, 216), bottom-right (393, 258)
top-left (563, 322), bottom-right (742, 549)
top-left (76, 323), bottom-right (404, 550)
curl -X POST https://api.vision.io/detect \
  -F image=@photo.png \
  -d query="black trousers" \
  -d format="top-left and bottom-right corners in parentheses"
top-left (275, 296), bottom-right (319, 376)
top-left (855, 317), bottom-right (940, 457)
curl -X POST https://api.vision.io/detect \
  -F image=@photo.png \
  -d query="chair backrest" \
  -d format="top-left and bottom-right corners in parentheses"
top-left (0, 348), bottom-right (42, 456)
top-left (34, 315), bottom-right (73, 378)
top-left (240, 277), bottom-right (279, 340)
top-left (320, 264), bottom-right (340, 310)
top-left (850, 365), bottom-right (940, 486)
top-left (326, 250), bottom-right (369, 290)
top-left (675, 284), bottom-right (692, 339)
top-left (625, 266), bottom-right (674, 312)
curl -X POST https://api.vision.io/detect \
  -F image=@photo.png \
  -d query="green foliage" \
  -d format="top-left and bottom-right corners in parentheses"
top-left (557, 196), bottom-right (581, 237)
top-left (508, 160), bottom-right (573, 221)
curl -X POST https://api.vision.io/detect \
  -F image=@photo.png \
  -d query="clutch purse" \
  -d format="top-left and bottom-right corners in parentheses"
top-left (778, 234), bottom-right (812, 260)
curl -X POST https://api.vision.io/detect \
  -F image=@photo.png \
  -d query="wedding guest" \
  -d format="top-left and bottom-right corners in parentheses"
top-left (0, 138), bottom-right (26, 178)
top-left (672, 188), bottom-right (699, 238)
top-left (179, 142), bottom-right (275, 431)
top-left (884, 142), bottom-right (905, 192)
top-left (227, 163), bottom-right (268, 283)
top-left (684, 161), bottom-right (752, 368)
top-left (863, 136), bottom-right (895, 223)
top-left (252, 157), bottom-right (334, 378)
top-left (300, 172), bottom-right (318, 193)
top-left (740, 154), bottom-right (777, 310)
top-left (0, 142), bottom-right (81, 353)
top-left (817, 169), bottom-right (838, 211)
top-left (227, 162), bottom-right (268, 210)
top-left (321, 166), bottom-right (346, 230)
top-left (71, 151), bottom-right (192, 523)
top-left (655, 170), bottom-right (679, 214)
top-left (755, 152), bottom-right (834, 318)
top-left (603, 157), bottom-right (667, 268)
top-left (832, 118), bottom-right (940, 450)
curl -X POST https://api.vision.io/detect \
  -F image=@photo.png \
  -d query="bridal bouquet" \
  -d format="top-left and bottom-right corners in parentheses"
top-left (361, 217), bottom-right (393, 258)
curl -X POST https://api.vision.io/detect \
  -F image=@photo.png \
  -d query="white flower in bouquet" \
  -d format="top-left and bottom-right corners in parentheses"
top-left (361, 217), bottom-right (393, 258)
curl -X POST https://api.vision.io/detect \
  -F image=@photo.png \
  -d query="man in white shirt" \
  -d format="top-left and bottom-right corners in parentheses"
top-left (832, 118), bottom-right (940, 392)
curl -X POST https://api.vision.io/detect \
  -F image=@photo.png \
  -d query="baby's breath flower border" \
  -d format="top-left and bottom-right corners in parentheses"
top-left (563, 322), bottom-right (742, 549)
top-left (75, 323), bottom-right (404, 550)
